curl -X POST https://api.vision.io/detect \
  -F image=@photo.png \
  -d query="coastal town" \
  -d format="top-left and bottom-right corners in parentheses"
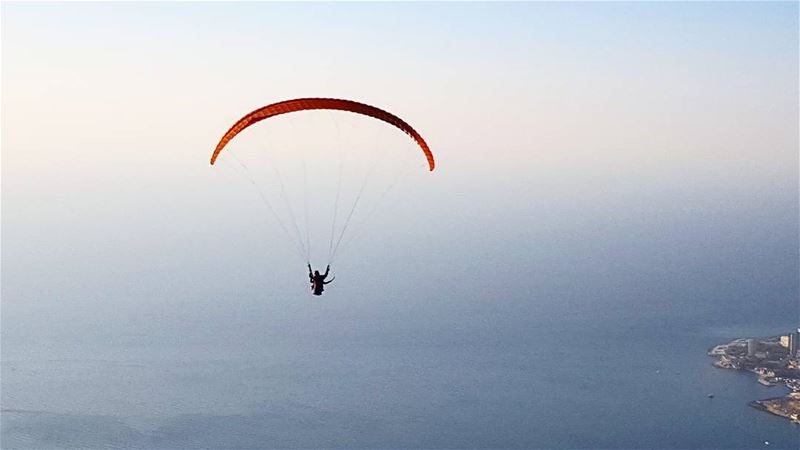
top-left (708, 328), bottom-right (800, 423)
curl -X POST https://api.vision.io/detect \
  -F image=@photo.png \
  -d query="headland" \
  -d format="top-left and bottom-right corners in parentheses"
top-left (708, 331), bottom-right (800, 423)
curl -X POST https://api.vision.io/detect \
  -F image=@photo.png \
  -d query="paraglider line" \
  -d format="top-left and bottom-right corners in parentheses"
top-left (227, 152), bottom-right (308, 262)
top-left (336, 161), bottom-right (421, 257)
top-left (270, 160), bottom-right (310, 260)
top-left (328, 159), bottom-right (344, 263)
top-left (329, 145), bottom-right (390, 262)
top-left (301, 156), bottom-right (311, 263)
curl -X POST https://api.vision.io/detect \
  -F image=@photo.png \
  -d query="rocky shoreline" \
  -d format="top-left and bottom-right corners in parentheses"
top-left (749, 397), bottom-right (800, 422)
top-left (708, 334), bottom-right (800, 423)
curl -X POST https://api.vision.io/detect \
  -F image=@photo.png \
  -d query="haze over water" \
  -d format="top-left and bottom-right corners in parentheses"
top-left (2, 2), bottom-right (798, 448)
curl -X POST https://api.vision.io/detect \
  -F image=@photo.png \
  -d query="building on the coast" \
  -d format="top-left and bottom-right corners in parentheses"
top-left (754, 367), bottom-right (774, 376)
top-left (790, 329), bottom-right (800, 359)
top-left (747, 338), bottom-right (757, 357)
top-left (781, 336), bottom-right (791, 348)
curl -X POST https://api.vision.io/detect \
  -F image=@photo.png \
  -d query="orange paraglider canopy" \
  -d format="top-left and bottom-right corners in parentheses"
top-left (211, 98), bottom-right (435, 171)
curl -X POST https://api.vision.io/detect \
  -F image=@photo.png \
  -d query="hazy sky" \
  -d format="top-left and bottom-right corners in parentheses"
top-left (2, 2), bottom-right (798, 354)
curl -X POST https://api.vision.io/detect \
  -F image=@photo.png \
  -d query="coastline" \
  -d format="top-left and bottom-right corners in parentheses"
top-left (749, 396), bottom-right (800, 423)
top-left (708, 335), bottom-right (800, 424)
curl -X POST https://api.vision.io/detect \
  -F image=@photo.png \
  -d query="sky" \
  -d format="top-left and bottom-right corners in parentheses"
top-left (2, 1), bottom-right (798, 350)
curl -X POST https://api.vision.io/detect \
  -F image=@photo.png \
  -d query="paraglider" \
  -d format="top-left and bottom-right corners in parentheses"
top-left (211, 98), bottom-right (434, 295)
top-left (308, 264), bottom-right (334, 296)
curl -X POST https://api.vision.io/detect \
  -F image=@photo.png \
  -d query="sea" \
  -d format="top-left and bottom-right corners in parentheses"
top-left (2, 299), bottom-right (799, 449)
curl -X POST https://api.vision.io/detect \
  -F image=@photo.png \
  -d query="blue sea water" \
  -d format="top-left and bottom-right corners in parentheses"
top-left (2, 304), bottom-right (798, 448)
top-left (3, 178), bottom-right (798, 448)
